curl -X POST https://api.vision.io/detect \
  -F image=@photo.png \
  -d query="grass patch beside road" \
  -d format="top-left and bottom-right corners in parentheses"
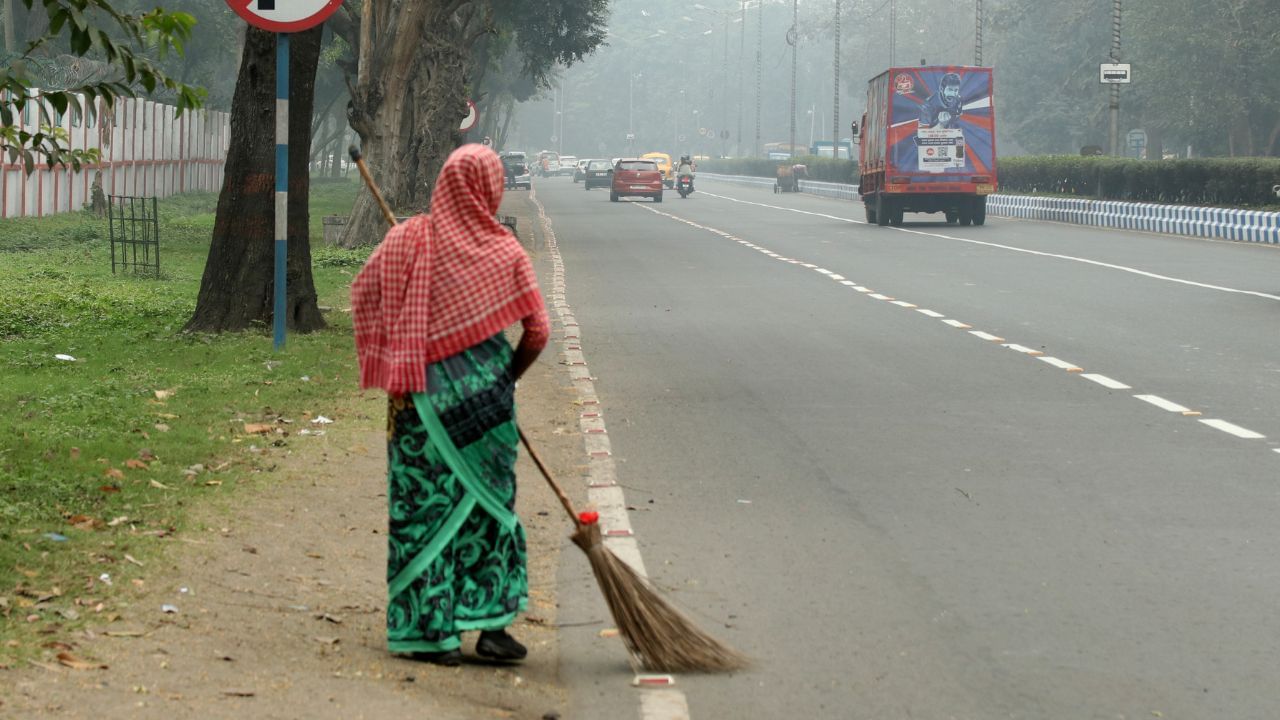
top-left (0, 178), bottom-right (368, 661)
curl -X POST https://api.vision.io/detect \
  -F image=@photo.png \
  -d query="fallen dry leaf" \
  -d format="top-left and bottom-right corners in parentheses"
top-left (243, 423), bottom-right (274, 434)
top-left (103, 468), bottom-right (125, 480)
top-left (314, 636), bottom-right (340, 645)
top-left (137, 448), bottom-right (157, 461)
top-left (69, 447), bottom-right (80, 460)
top-left (98, 485), bottom-right (121, 494)
top-left (149, 480), bottom-right (172, 490)
top-left (153, 423), bottom-right (171, 432)
top-left (153, 389), bottom-right (176, 401)
top-left (222, 689), bottom-right (255, 697)
top-left (103, 630), bottom-right (147, 638)
top-left (125, 459), bottom-right (149, 471)
top-left (314, 613), bottom-right (344, 624)
top-left (56, 652), bottom-right (106, 670)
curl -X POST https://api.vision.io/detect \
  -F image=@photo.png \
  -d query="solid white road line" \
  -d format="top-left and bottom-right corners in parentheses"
top-left (1080, 373), bottom-right (1132, 390)
top-left (1198, 419), bottom-right (1266, 439)
top-left (1134, 394), bottom-right (1194, 413)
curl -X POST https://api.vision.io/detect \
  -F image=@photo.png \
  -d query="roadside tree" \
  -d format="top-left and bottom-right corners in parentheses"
top-left (185, 26), bottom-right (326, 334)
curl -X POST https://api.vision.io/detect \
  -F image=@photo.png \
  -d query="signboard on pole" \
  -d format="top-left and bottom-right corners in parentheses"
top-left (1126, 128), bottom-right (1147, 159)
top-left (459, 100), bottom-right (478, 132)
top-left (1100, 63), bottom-right (1131, 84)
top-left (224, 0), bottom-right (344, 351)
top-left (227, 0), bottom-right (344, 32)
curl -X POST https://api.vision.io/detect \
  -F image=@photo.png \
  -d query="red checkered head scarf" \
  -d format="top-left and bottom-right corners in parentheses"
top-left (351, 144), bottom-right (544, 394)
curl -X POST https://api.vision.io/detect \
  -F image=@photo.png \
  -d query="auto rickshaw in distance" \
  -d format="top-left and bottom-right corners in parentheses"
top-left (774, 163), bottom-right (808, 193)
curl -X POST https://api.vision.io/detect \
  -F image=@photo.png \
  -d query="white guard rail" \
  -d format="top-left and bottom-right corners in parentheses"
top-left (700, 173), bottom-right (1280, 245)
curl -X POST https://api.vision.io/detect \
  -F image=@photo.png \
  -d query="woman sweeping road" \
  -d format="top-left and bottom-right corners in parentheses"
top-left (351, 144), bottom-right (550, 666)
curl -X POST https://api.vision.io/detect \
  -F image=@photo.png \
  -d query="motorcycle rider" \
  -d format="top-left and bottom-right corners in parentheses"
top-left (676, 155), bottom-right (696, 191)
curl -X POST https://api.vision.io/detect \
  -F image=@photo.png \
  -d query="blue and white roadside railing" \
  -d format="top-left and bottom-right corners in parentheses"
top-left (985, 195), bottom-right (1280, 245)
top-left (700, 172), bottom-right (1280, 245)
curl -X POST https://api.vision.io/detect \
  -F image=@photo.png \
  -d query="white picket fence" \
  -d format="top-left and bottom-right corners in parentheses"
top-left (1, 90), bottom-right (231, 219)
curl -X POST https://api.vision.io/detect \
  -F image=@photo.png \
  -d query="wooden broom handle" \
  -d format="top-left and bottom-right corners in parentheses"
top-left (518, 427), bottom-right (581, 525)
top-left (348, 145), bottom-right (398, 228)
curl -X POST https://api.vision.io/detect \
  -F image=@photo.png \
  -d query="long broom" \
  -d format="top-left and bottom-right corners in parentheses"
top-left (349, 146), bottom-right (747, 673)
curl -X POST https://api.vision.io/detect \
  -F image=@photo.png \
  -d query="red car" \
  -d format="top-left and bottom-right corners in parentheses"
top-left (610, 159), bottom-right (664, 203)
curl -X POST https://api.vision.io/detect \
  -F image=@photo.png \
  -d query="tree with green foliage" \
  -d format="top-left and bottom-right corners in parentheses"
top-left (0, 0), bottom-right (205, 173)
top-left (332, 0), bottom-right (609, 248)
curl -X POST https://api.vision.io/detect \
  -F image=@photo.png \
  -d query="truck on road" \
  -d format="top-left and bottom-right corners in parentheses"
top-left (856, 66), bottom-right (996, 227)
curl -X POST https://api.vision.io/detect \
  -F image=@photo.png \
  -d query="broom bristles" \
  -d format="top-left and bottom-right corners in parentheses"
top-left (571, 522), bottom-right (749, 673)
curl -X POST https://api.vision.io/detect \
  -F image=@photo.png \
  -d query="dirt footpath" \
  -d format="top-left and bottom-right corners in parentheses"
top-left (3, 196), bottom-right (585, 720)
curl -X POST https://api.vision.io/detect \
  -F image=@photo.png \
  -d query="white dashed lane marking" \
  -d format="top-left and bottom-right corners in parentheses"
top-left (1199, 419), bottom-right (1266, 439)
top-left (633, 199), bottom-right (1279, 455)
top-left (1134, 394), bottom-right (1194, 413)
top-left (1081, 373), bottom-right (1132, 390)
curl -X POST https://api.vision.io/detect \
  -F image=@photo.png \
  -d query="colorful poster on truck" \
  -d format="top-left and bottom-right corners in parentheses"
top-left (887, 68), bottom-right (993, 181)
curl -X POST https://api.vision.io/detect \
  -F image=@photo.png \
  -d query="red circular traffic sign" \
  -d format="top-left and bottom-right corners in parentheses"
top-left (459, 100), bottom-right (478, 132)
top-left (226, 0), bottom-right (344, 33)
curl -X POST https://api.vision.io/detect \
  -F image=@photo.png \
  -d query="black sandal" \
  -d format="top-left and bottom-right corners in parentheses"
top-left (409, 649), bottom-right (463, 666)
top-left (475, 630), bottom-right (527, 661)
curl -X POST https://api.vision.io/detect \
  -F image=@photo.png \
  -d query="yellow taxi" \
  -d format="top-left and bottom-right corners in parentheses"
top-left (642, 152), bottom-right (674, 188)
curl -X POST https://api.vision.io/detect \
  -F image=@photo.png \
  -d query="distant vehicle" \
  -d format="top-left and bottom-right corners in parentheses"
top-left (763, 142), bottom-right (806, 160)
top-left (641, 152), bottom-right (674, 188)
top-left (572, 158), bottom-right (591, 182)
top-left (610, 159), bottom-right (664, 203)
top-left (537, 150), bottom-right (560, 177)
top-left (676, 174), bottom-right (694, 199)
top-left (558, 155), bottom-right (579, 176)
top-left (809, 139), bottom-right (855, 159)
top-left (500, 152), bottom-right (531, 190)
top-left (583, 159), bottom-right (613, 190)
top-left (857, 65), bottom-right (996, 227)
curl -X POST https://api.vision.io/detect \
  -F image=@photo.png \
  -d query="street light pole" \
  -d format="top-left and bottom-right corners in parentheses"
top-left (755, 0), bottom-right (763, 157)
top-left (974, 0), bottom-right (983, 65)
top-left (833, 0), bottom-right (840, 153)
top-left (1109, 0), bottom-right (1121, 156)
top-left (789, 0), bottom-right (797, 159)
top-left (738, 1), bottom-right (746, 156)
top-left (889, 0), bottom-right (896, 66)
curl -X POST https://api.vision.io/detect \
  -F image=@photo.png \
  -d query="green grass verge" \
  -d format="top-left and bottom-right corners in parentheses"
top-left (0, 177), bottom-right (370, 659)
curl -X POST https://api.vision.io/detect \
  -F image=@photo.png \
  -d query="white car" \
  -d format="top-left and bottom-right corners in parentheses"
top-left (558, 155), bottom-right (578, 176)
top-left (573, 158), bottom-right (591, 182)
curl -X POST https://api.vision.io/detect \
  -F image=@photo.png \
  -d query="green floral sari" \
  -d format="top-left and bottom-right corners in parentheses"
top-left (385, 334), bottom-right (528, 654)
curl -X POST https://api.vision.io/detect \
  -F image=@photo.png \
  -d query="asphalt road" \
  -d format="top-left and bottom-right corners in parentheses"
top-left (540, 175), bottom-right (1280, 719)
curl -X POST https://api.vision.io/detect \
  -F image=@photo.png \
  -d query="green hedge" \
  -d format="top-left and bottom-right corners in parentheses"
top-left (699, 156), bottom-right (858, 184)
top-left (997, 156), bottom-right (1280, 208)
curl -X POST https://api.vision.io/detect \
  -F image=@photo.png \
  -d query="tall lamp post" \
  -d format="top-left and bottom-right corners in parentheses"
top-left (785, 0), bottom-right (798, 158)
top-left (833, 0), bottom-right (841, 153)
top-left (974, 0), bottom-right (983, 65)
top-left (1108, 0), bottom-right (1121, 156)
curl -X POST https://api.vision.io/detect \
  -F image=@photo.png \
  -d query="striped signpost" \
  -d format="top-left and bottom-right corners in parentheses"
top-left (225, 0), bottom-right (344, 350)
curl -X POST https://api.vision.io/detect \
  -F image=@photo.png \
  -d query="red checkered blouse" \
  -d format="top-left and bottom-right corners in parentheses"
top-left (351, 145), bottom-right (549, 394)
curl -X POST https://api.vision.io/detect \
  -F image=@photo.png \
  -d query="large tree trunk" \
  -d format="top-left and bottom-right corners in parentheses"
top-left (185, 26), bottom-right (326, 334)
top-left (339, 1), bottom-right (471, 248)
